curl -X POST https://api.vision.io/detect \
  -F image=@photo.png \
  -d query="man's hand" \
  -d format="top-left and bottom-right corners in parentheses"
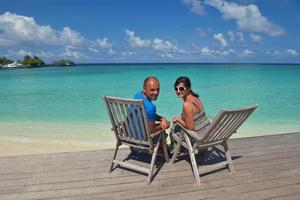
top-left (161, 117), bottom-right (170, 130)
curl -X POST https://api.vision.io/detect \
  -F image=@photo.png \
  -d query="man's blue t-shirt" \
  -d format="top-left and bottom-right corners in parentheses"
top-left (133, 91), bottom-right (156, 122)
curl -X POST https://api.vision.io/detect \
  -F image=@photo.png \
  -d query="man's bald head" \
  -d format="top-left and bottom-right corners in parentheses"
top-left (143, 76), bottom-right (159, 88)
top-left (143, 76), bottom-right (160, 101)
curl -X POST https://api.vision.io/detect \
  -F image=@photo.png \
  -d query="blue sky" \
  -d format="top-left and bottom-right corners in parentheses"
top-left (0, 0), bottom-right (300, 63)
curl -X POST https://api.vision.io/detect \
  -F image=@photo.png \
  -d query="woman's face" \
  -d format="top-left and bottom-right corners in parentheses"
top-left (174, 82), bottom-right (189, 98)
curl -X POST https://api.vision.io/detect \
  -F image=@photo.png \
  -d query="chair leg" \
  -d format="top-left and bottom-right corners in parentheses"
top-left (147, 135), bottom-right (161, 184)
top-left (170, 132), bottom-right (184, 163)
top-left (184, 134), bottom-right (201, 185)
top-left (161, 131), bottom-right (169, 163)
top-left (223, 141), bottom-right (235, 173)
top-left (109, 143), bottom-right (120, 173)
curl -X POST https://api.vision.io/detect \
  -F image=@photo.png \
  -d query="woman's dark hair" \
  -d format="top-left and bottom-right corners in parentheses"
top-left (174, 76), bottom-right (199, 98)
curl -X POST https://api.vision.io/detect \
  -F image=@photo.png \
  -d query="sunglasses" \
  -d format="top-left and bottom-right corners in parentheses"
top-left (174, 86), bottom-right (187, 92)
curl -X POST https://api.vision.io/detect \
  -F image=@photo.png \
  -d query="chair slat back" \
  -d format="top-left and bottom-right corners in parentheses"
top-left (202, 105), bottom-right (257, 144)
top-left (103, 96), bottom-right (153, 147)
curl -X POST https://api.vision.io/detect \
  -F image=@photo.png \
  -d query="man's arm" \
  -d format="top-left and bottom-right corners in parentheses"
top-left (148, 120), bottom-right (169, 133)
top-left (155, 114), bottom-right (170, 131)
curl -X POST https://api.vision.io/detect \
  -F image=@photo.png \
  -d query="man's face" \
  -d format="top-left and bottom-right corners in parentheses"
top-left (143, 78), bottom-right (160, 101)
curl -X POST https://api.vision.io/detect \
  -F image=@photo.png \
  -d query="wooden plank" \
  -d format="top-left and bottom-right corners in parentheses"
top-left (0, 132), bottom-right (299, 200)
top-left (113, 159), bottom-right (149, 174)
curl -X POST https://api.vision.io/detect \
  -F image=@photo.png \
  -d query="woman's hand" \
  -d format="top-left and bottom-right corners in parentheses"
top-left (172, 116), bottom-right (181, 123)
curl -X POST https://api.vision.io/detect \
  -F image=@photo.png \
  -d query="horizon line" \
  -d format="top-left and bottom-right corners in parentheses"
top-left (72, 62), bottom-right (300, 65)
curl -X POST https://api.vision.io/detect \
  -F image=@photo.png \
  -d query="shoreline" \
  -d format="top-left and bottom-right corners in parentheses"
top-left (1, 131), bottom-right (299, 157)
top-left (1, 121), bottom-right (300, 157)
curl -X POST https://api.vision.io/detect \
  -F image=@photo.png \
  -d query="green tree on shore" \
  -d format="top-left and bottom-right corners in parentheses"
top-left (0, 57), bottom-right (14, 65)
top-left (21, 55), bottom-right (45, 66)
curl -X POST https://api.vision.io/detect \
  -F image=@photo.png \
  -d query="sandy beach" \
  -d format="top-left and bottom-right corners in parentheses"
top-left (0, 121), bottom-right (117, 157)
top-left (1, 125), bottom-right (299, 157)
top-left (0, 138), bottom-right (117, 157)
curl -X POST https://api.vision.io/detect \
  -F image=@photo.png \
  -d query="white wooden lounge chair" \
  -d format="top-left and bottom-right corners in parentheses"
top-left (103, 96), bottom-right (169, 184)
top-left (170, 104), bottom-right (257, 185)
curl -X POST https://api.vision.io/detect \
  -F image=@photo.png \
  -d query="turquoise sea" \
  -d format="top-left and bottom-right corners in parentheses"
top-left (0, 64), bottom-right (300, 145)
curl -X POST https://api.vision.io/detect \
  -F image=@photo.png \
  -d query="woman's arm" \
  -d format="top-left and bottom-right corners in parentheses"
top-left (173, 102), bottom-right (194, 130)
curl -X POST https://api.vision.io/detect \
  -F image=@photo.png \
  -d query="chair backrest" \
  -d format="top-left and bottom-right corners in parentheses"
top-left (201, 104), bottom-right (257, 145)
top-left (103, 96), bottom-right (154, 149)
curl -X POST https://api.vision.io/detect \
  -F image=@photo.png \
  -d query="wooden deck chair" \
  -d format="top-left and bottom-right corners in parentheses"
top-left (103, 96), bottom-right (169, 184)
top-left (170, 104), bottom-right (257, 185)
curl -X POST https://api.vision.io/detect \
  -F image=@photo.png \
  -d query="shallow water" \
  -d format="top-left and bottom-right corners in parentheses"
top-left (1, 63), bottom-right (299, 144)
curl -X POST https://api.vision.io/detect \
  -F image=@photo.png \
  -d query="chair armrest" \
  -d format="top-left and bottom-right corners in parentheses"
top-left (173, 123), bottom-right (203, 141)
top-left (150, 130), bottom-right (163, 138)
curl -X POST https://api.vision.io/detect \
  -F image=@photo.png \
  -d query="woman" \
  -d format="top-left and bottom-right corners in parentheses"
top-left (170, 76), bottom-right (210, 146)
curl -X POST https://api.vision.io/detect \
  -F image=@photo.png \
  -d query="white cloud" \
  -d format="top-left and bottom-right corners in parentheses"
top-left (125, 29), bottom-right (151, 48)
top-left (182, 0), bottom-right (205, 15)
top-left (59, 27), bottom-right (85, 45)
top-left (121, 51), bottom-right (136, 56)
top-left (108, 49), bottom-right (116, 55)
top-left (250, 33), bottom-right (262, 43)
top-left (8, 49), bottom-right (33, 57)
top-left (236, 32), bottom-right (244, 42)
top-left (199, 46), bottom-right (234, 56)
top-left (62, 46), bottom-right (85, 59)
top-left (266, 49), bottom-right (298, 57)
top-left (227, 31), bottom-right (244, 42)
top-left (200, 46), bottom-right (214, 55)
top-left (196, 27), bottom-right (207, 37)
top-left (124, 29), bottom-right (185, 59)
top-left (285, 49), bottom-right (298, 56)
top-left (213, 33), bottom-right (227, 48)
top-left (128, 51), bottom-right (136, 55)
top-left (161, 53), bottom-right (174, 58)
top-left (274, 50), bottom-right (281, 55)
top-left (90, 38), bottom-right (115, 55)
top-left (227, 31), bottom-right (235, 41)
top-left (7, 49), bottom-right (53, 59)
top-left (205, 0), bottom-right (285, 36)
top-left (152, 39), bottom-right (186, 59)
top-left (0, 12), bottom-right (85, 46)
top-left (38, 51), bottom-right (54, 58)
top-left (178, 49), bottom-right (187, 54)
top-left (152, 38), bottom-right (177, 51)
top-left (216, 49), bottom-right (235, 55)
top-left (243, 49), bottom-right (254, 55)
top-left (96, 37), bottom-right (113, 49)
top-left (89, 47), bottom-right (99, 53)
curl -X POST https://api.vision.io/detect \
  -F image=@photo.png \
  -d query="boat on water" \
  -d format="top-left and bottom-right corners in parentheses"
top-left (2, 62), bottom-right (24, 68)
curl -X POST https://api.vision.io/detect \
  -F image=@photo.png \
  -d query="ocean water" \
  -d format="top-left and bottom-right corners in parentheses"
top-left (0, 64), bottom-right (300, 145)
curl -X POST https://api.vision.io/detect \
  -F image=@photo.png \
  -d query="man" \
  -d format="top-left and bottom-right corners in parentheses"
top-left (133, 76), bottom-right (170, 133)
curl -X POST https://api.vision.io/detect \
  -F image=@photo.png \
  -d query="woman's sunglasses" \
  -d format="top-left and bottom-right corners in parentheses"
top-left (174, 86), bottom-right (186, 92)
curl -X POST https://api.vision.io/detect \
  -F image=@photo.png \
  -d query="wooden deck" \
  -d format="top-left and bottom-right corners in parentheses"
top-left (0, 133), bottom-right (299, 200)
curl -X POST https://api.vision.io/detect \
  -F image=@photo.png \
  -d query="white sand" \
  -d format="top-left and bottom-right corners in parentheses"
top-left (0, 121), bottom-right (117, 157)
top-left (0, 121), bottom-right (299, 157)
top-left (0, 138), bottom-right (117, 157)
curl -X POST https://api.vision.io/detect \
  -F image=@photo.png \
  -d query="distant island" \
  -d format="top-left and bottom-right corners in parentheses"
top-left (52, 59), bottom-right (75, 66)
top-left (0, 56), bottom-right (75, 68)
